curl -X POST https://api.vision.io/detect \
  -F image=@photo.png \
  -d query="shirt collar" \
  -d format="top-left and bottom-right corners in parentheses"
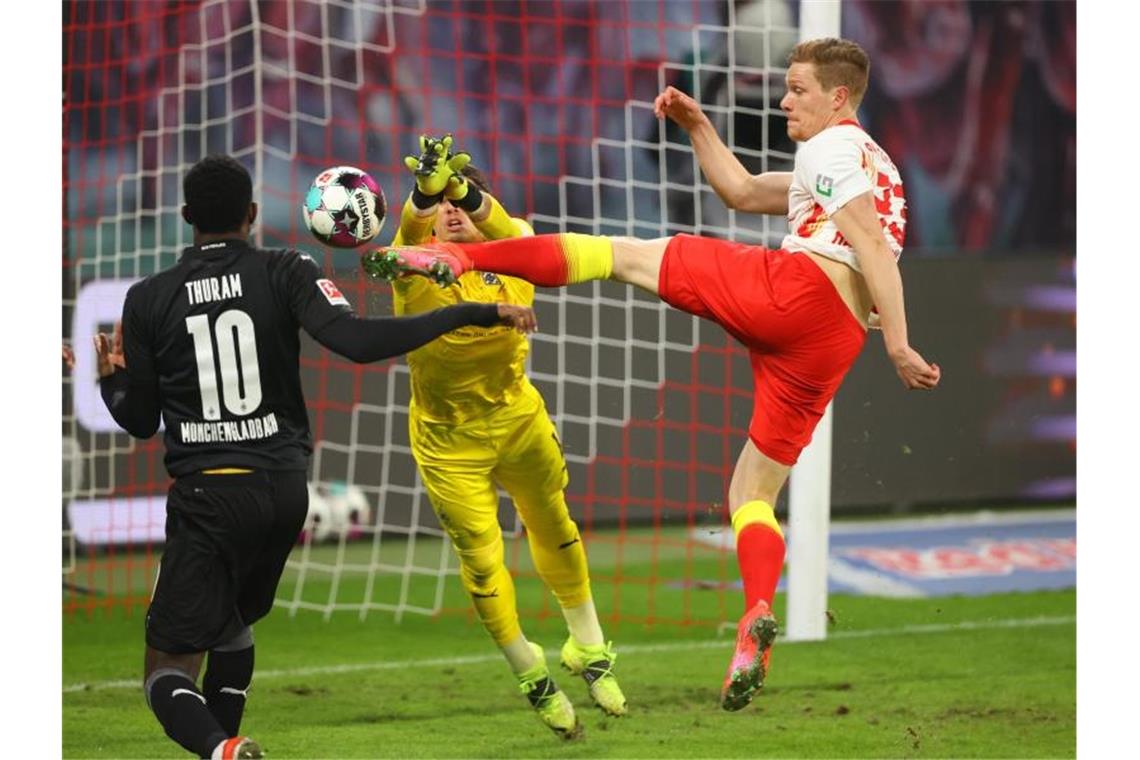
top-left (180, 238), bottom-right (251, 260)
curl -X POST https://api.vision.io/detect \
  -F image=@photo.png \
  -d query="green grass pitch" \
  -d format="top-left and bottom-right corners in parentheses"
top-left (63, 534), bottom-right (1075, 758)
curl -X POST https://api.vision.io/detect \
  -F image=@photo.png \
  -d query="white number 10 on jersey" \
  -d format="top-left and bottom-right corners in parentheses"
top-left (185, 309), bottom-right (263, 420)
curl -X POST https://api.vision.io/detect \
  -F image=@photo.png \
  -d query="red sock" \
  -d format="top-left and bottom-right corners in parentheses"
top-left (460, 235), bottom-right (571, 286)
top-left (736, 523), bottom-right (786, 612)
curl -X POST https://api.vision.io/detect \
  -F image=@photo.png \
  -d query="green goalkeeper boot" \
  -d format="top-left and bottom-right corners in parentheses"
top-left (361, 244), bottom-right (468, 286)
top-left (518, 643), bottom-right (582, 740)
top-left (560, 638), bottom-right (627, 716)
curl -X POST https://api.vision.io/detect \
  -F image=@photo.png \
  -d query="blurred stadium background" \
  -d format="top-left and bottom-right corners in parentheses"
top-left (61, 0), bottom-right (1076, 756)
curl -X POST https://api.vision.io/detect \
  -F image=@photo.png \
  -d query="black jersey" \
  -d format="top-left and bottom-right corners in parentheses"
top-left (116, 238), bottom-right (352, 476)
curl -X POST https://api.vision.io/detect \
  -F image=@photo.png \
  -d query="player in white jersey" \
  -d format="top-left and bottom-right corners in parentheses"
top-left (783, 121), bottom-right (907, 264)
top-left (364, 37), bottom-right (941, 711)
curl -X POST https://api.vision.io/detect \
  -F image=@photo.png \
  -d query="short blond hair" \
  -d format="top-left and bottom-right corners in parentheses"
top-left (788, 38), bottom-right (870, 107)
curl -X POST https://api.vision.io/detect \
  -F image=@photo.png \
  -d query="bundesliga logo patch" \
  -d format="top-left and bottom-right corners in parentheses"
top-left (316, 278), bottom-right (350, 306)
top-left (815, 174), bottom-right (834, 197)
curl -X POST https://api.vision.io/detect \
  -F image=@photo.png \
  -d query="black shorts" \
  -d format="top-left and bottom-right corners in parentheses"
top-left (145, 469), bottom-right (308, 654)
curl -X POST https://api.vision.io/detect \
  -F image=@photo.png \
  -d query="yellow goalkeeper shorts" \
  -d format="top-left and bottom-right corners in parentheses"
top-left (408, 382), bottom-right (569, 540)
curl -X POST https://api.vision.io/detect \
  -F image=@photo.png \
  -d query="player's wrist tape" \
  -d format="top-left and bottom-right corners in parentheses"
top-left (411, 185), bottom-right (444, 210)
top-left (453, 182), bottom-right (483, 214)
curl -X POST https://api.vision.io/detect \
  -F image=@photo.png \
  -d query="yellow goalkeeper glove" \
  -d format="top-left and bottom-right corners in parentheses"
top-left (440, 146), bottom-right (486, 214)
top-left (404, 134), bottom-right (471, 208)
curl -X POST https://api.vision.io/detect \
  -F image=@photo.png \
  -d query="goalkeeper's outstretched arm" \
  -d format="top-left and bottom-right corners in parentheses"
top-left (392, 166), bottom-right (518, 244)
top-left (461, 186), bottom-right (519, 240)
top-left (392, 133), bottom-right (522, 246)
top-left (393, 133), bottom-right (473, 246)
top-left (392, 192), bottom-right (437, 247)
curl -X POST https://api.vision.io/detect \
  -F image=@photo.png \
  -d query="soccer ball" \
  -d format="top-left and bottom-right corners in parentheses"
top-left (324, 483), bottom-right (373, 541)
top-left (301, 482), bottom-right (334, 544)
top-left (302, 166), bottom-right (386, 248)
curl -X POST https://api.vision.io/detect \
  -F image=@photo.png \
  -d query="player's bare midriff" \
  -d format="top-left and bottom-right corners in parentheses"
top-left (801, 250), bottom-right (873, 330)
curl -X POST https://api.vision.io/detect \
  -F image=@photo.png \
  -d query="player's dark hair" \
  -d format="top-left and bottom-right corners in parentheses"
top-left (788, 38), bottom-right (870, 107)
top-left (460, 164), bottom-right (493, 196)
top-left (183, 154), bottom-right (253, 234)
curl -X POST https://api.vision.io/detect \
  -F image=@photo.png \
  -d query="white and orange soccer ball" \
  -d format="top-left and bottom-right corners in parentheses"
top-left (302, 166), bottom-right (386, 248)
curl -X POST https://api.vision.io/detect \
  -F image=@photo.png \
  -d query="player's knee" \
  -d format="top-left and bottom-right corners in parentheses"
top-left (515, 490), bottom-right (577, 541)
top-left (728, 440), bottom-right (792, 509)
top-left (455, 530), bottom-right (506, 595)
top-left (212, 626), bottom-right (253, 653)
top-left (238, 594), bottom-right (275, 628)
top-left (143, 661), bottom-right (199, 706)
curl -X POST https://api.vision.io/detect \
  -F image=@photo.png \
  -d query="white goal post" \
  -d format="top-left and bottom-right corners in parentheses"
top-left (786, 0), bottom-right (842, 643)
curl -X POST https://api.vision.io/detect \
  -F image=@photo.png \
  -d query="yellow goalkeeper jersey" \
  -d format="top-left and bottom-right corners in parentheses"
top-left (390, 193), bottom-right (536, 424)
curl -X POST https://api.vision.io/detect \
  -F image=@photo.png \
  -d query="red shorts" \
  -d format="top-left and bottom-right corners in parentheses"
top-left (657, 234), bottom-right (866, 465)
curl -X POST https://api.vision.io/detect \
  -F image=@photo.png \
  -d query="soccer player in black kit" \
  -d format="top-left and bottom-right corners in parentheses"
top-left (94, 155), bottom-right (537, 760)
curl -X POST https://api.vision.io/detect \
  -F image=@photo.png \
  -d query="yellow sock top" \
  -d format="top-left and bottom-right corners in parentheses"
top-left (561, 233), bottom-right (613, 283)
top-left (731, 500), bottom-right (783, 539)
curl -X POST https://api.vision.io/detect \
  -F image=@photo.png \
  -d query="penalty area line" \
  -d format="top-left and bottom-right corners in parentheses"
top-left (63, 613), bottom-right (1074, 695)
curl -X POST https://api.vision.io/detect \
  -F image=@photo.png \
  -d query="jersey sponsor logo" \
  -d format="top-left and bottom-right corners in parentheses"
top-left (316, 278), bottom-right (350, 306)
top-left (815, 174), bottom-right (834, 197)
top-left (481, 272), bottom-right (502, 286)
top-left (179, 412), bottom-right (280, 444)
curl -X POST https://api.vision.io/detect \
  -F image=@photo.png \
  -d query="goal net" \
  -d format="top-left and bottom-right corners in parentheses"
top-left (63, 0), bottom-right (809, 630)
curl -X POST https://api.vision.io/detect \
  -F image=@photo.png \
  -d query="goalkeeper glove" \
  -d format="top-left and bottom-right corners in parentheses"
top-left (404, 134), bottom-right (471, 208)
top-left (444, 167), bottom-right (485, 215)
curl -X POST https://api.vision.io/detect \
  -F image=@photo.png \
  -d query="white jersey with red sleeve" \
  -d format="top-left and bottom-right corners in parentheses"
top-left (780, 120), bottom-right (907, 272)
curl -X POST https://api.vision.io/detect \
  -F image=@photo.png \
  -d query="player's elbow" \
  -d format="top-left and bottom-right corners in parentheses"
top-left (313, 314), bottom-right (376, 364)
top-left (134, 421), bottom-right (161, 439)
top-left (716, 184), bottom-right (743, 211)
top-left (733, 174), bottom-right (789, 215)
top-left (341, 346), bottom-right (375, 364)
top-left (118, 413), bottom-right (160, 439)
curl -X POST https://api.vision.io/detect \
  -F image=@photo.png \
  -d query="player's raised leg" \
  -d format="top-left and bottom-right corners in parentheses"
top-left (363, 233), bottom-right (671, 295)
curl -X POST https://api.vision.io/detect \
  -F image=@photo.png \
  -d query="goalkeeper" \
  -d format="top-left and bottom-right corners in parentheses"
top-left (384, 135), bottom-right (626, 738)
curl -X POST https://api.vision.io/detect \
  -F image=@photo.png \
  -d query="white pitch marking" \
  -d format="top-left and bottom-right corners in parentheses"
top-left (63, 614), bottom-right (1074, 695)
